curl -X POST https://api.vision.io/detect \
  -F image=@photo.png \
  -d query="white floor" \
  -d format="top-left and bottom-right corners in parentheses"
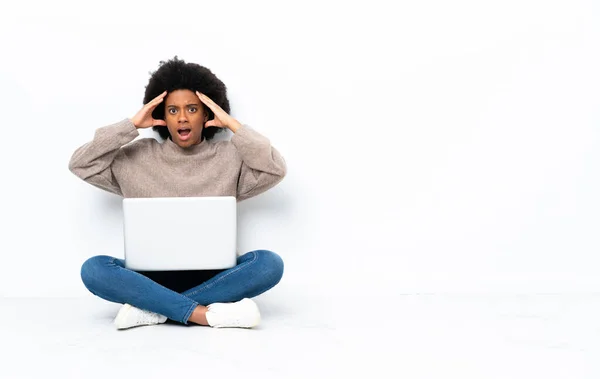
top-left (1, 292), bottom-right (599, 378)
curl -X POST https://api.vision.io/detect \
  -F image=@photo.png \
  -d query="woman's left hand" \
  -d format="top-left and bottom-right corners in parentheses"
top-left (196, 91), bottom-right (242, 133)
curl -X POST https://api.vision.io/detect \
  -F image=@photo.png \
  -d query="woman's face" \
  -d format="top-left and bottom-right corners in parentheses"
top-left (164, 89), bottom-right (208, 148)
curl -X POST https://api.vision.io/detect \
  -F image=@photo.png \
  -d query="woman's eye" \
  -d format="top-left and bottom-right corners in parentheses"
top-left (189, 107), bottom-right (197, 113)
top-left (168, 108), bottom-right (177, 114)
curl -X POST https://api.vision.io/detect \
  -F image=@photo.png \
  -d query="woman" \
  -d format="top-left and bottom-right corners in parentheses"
top-left (69, 57), bottom-right (287, 330)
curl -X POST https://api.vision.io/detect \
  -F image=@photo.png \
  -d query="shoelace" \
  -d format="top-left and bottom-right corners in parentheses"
top-left (134, 309), bottom-right (161, 325)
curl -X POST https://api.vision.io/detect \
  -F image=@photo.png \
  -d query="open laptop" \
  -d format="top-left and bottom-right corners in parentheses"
top-left (122, 196), bottom-right (237, 271)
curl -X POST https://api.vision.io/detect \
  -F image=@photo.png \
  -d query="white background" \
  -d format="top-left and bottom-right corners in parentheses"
top-left (0, 0), bottom-right (598, 297)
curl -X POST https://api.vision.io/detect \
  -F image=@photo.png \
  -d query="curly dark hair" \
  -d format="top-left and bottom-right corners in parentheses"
top-left (143, 56), bottom-right (230, 141)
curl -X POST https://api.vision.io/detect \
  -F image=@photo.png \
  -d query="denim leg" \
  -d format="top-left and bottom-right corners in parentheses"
top-left (80, 255), bottom-right (199, 324)
top-left (181, 249), bottom-right (284, 306)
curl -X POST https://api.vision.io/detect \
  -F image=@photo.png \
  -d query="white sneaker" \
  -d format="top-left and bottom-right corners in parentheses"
top-left (205, 298), bottom-right (261, 328)
top-left (113, 304), bottom-right (168, 330)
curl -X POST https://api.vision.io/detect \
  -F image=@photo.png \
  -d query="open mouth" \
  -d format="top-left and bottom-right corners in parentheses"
top-left (177, 127), bottom-right (192, 140)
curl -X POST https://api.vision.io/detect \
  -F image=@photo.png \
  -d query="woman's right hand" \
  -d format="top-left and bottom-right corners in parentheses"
top-left (130, 91), bottom-right (168, 129)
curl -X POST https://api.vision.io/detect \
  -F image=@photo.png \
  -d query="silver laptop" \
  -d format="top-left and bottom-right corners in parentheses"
top-left (122, 196), bottom-right (237, 271)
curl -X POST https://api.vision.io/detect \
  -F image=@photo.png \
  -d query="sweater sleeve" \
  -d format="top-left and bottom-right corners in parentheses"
top-left (231, 125), bottom-right (287, 201)
top-left (68, 119), bottom-right (140, 196)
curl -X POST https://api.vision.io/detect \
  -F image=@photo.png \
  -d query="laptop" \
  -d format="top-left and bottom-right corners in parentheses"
top-left (122, 196), bottom-right (237, 271)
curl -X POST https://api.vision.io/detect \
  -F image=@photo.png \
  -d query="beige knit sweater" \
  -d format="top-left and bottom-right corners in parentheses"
top-left (68, 119), bottom-right (287, 201)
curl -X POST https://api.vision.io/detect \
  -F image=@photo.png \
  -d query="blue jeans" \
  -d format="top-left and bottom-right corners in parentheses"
top-left (80, 250), bottom-right (284, 324)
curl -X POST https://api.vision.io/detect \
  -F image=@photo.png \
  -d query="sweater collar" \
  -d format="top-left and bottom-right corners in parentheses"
top-left (163, 136), bottom-right (210, 155)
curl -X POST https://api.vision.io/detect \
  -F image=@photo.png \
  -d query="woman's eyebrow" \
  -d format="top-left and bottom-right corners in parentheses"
top-left (166, 103), bottom-right (200, 107)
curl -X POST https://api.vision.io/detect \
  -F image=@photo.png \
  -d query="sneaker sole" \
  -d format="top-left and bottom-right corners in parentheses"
top-left (240, 298), bottom-right (262, 328)
top-left (114, 304), bottom-right (133, 329)
top-left (208, 298), bottom-right (262, 328)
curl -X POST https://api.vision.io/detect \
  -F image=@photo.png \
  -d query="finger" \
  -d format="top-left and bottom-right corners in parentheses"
top-left (146, 91), bottom-right (167, 107)
top-left (196, 91), bottom-right (220, 113)
top-left (198, 92), bottom-right (219, 108)
top-left (146, 94), bottom-right (166, 111)
top-left (153, 119), bottom-right (167, 127)
top-left (152, 90), bottom-right (168, 102)
top-left (204, 120), bottom-right (221, 128)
